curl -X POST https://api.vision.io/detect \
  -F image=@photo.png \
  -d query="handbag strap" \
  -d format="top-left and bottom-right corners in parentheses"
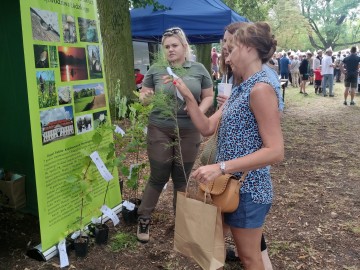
top-left (205, 117), bottom-right (222, 165)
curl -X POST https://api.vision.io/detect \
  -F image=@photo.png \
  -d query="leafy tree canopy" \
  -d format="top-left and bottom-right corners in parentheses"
top-left (300, 0), bottom-right (360, 50)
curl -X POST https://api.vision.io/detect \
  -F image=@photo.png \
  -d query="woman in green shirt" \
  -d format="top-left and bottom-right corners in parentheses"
top-left (137, 27), bottom-right (213, 243)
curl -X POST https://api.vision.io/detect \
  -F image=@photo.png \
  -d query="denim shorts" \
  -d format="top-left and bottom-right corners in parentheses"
top-left (224, 193), bottom-right (271, 229)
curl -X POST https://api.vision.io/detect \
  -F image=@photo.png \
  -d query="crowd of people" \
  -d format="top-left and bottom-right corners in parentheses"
top-left (267, 47), bottom-right (360, 105)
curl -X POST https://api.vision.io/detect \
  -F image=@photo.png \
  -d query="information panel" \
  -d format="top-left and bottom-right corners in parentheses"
top-left (19, 0), bottom-right (121, 250)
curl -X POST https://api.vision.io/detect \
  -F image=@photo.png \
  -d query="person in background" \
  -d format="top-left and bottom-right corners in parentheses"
top-left (334, 52), bottom-right (342, 83)
top-left (308, 53), bottom-right (314, 85)
top-left (279, 53), bottom-right (290, 87)
top-left (134, 68), bottom-right (144, 91)
top-left (137, 27), bottom-right (213, 243)
top-left (171, 21), bottom-right (284, 270)
top-left (342, 46), bottom-right (360, 105)
top-left (211, 47), bottom-right (220, 80)
top-left (313, 50), bottom-right (322, 71)
top-left (289, 54), bottom-right (300, 88)
top-left (313, 65), bottom-right (323, 94)
top-left (321, 47), bottom-right (335, 97)
top-left (299, 52), bottom-right (312, 95)
top-left (268, 53), bottom-right (279, 74)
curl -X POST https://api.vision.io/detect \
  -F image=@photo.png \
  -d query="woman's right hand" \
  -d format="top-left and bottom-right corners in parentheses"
top-left (139, 87), bottom-right (154, 105)
top-left (216, 94), bottom-right (229, 107)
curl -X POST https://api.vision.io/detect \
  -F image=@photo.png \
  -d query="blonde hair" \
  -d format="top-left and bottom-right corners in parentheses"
top-left (161, 27), bottom-right (192, 61)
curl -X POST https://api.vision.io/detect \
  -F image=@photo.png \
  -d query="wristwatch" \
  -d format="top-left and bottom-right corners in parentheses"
top-left (220, 162), bottom-right (226, 175)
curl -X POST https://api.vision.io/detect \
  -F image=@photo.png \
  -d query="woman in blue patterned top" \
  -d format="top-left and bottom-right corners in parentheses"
top-left (168, 22), bottom-right (284, 269)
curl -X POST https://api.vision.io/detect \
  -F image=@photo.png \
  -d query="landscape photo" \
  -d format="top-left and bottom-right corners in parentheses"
top-left (40, 106), bottom-right (75, 145)
top-left (58, 46), bottom-right (88, 82)
top-left (30, 7), bottom-right (60, 42)
top-left (73, 83), bottom-right (106, 113)
top-left (36, 70), bottom-right (57, 108)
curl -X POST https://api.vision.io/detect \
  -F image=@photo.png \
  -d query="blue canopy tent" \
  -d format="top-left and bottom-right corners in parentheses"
top-left (130, 0), bottom-right (248, 44)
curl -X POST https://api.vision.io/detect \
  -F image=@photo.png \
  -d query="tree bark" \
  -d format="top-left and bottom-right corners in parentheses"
top-left (97, 0), bottom-right (136, 120)
top-left (195, 44), bottom-right (212, 78)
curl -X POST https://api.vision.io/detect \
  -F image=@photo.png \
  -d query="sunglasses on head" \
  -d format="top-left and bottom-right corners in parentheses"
top-left (162, 28), bottom-right (182, 37)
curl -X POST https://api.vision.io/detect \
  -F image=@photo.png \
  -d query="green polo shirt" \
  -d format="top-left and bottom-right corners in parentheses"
top-left (143, 61), bottom-right (213, 129)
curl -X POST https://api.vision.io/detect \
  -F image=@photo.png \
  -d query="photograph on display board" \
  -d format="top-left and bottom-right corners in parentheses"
top-left (36, 70), bottom-right (57, 108)
top-left (58, 46), bottom-right (88, 82)
top-left (73, 83), bottom-right (106, 113)
top-left (87, 45), bottom-right (103, 79)
top-left (33, 45), bottom-right (49, 68)
top-left (40, 106), bottom-right (75, 145)
top-left (62, 14), bottom-right (77, 43)
top-left (93, 110), bottom-right (107, 128)
top-left (49, 46), bottom-right (58, 68)
top-left (75, 114), bottom-right (93, 135)
top-left (58, 86), bottom-right (72, 105)
top-left (78, 18), bottom-right (98, 43)
top-left (30, 7), bottom-right (60, 42)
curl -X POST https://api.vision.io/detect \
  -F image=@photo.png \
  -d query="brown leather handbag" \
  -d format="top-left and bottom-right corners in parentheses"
top-left (198, 172), bottom-right (248, 213)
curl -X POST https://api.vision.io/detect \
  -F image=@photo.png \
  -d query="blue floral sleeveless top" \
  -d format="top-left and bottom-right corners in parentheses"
top-left (216, 70), bottom-right (281, 204)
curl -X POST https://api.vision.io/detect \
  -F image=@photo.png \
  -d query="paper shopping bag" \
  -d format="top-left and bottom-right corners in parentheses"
top-left (174, 192), bottom-right (225, 270)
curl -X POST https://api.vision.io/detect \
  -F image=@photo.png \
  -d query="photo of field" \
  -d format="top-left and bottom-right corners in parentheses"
top-left (36, 70), bottom-right (57, 108)
top-left (73, 83), bottom-right (106, 113)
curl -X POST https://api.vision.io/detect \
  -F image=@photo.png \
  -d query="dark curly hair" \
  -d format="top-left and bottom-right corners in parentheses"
top-left (233, 22), bottom-right (277, 64)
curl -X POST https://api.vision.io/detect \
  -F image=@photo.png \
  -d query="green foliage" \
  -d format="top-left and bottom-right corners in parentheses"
top-left (114, 79), bottom-right (128, 119)
top-left (269, 0), bottom-right (312, 51)
top-left (65, 122), bottom-right (116, 232)
top-left (109, 232), bottom-right (137, 252)
top-left (223, 0), bottom-right (277, 22)
top-left (300, 0), bottom-right (360, 50)
top-left (132, 0), bottom-right (170, 12)
top-left (114, 96), bottom-right (153, 198)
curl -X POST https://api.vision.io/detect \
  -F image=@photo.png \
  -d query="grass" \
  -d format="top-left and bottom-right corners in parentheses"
top-left (109, 232), bottom-right (137, 252)
top-left (74, 96), bottom-right (93, 112)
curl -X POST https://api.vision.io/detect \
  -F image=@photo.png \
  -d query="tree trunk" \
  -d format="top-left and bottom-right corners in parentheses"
top-left (148, 42), bottom-right (159, 66)
top-left (195, 44), bottom-right (212, 78)
top-left (97, 0), bottom-right (136, 120)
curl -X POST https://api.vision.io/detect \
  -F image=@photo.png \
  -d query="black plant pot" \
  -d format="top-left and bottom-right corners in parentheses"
top-left (122, 198), bottom-right (141, 224)
top-left (122, 206), bottom-right (138, 224)
top-left (95, 224), bottom-right (109, 245)
top-left (74, 236), bottom-right (89, 257)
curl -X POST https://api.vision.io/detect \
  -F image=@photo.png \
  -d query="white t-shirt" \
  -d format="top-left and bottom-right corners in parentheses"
top-left (321, 55), bottom-right (334, 75)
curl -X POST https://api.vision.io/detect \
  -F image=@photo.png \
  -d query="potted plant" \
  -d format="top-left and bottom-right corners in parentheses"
top-left (113, 95), bottom-right (152, 224)
top-left (65, 121), bottom-right (118, 253)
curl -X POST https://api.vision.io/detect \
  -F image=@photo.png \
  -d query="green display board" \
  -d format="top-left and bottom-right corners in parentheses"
top-left (0, 0), bottom-right (121, 252)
